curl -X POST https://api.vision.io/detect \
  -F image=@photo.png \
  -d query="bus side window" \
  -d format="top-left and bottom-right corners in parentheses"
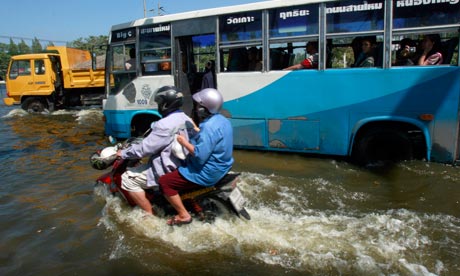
top-left (352, 36), bottom-right (380, 68)
top-left (441, 37), bottom-right (459, 65)
top-left (393, 37), bottom-right (417, 66)
top-left (219, 11), bottom-right (263, 72)
top-left (227, 48), bottom-right (248, 72)
top-left (247, 47), bottom-right (262, 71)
top-left (270, 41), bottom-right (319, 71)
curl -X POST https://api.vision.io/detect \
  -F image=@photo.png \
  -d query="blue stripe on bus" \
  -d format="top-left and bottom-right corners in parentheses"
top-left (224, 67), bottom-right (459, 119)
top-left (224, 67), bottom-right (460, 158)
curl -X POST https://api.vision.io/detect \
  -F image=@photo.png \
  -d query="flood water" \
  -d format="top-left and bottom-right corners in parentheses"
top-left (1, 104), bottom-right (459, 276)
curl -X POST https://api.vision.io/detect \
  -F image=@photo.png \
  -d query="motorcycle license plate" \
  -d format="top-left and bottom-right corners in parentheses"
top-left (229, 187), bottom-right (246, 212)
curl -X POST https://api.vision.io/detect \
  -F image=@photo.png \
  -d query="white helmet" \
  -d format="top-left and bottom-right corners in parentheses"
top-left (192, 88), bottom-right (223, 114)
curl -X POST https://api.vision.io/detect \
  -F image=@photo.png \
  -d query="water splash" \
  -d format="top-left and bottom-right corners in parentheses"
top-left (2, 108), bottom-right (29, 118)
top-left (93, 172), bottom-right (460, 275)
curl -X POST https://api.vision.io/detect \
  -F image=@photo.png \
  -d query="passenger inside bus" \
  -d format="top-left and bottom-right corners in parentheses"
top-left (418, 34), bottom-right (443, 66)
top-left (247, 47), bottom-right (262, 71)
top-left (353, 36), bottom-right (377, 67)
top-left (160, 54), bottom-right (171, 72)
top-left (394, 38), bottom-right (417, 66)
top-left (201, 60), bottom-right (216, 89)
top-left (227, 48), bottom-right (248, 71)
top-left (283, 41), bottom-right (318, 70)
top-left (125, 48), bottom-right (136, 71)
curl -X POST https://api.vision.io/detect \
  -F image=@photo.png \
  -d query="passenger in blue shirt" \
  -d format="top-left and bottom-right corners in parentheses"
top-left (159, 88), bottom-right (234, 226)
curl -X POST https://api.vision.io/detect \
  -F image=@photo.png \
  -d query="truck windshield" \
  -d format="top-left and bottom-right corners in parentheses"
top-left (9, 60), bottom-right (31, 79)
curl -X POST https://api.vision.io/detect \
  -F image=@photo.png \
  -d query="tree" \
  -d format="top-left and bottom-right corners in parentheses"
top-left (68, 35), bottom-right (108, 55)
top-left (17, 39), bottom-right (30, 54)
top-left (0, 43), bottom-right (11, 79)
top-left (8, 38), bottom-right (19, 55)
top-left (31, 37), bottom-right (43, 53)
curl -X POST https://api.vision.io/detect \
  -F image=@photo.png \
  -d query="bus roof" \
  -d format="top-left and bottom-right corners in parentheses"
top-left (111, 0), bottom-right (333, 31)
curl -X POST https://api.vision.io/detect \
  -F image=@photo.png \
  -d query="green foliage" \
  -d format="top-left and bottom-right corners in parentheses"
top-left (0, 44), bottom-right (10, 78)
top-left (193, 45), bottom-right (216, 72)
top-left (8, 38), bottom-right (19, 56)
top-left (331, 46), bottom-right (355, 68)
top-left (31, 37), bottom-right (43, 53)
top-left (17, 39), bottom-right (30, 54)
top-left (68, 35), bottom-right (108, 56)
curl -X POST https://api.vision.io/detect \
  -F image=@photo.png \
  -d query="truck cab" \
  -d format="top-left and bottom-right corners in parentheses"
top-left (5, 53), bottom-right (60, 112)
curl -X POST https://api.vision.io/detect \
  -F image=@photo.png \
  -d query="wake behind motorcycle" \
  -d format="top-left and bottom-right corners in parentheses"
top-left (90, 138), bottom-right (251, 222)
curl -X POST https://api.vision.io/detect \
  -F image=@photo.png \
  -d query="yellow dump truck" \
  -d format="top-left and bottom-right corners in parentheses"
top-left (3, 46), bottom-right (105, 112)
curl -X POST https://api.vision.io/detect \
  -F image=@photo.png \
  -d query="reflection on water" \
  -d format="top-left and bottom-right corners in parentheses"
top-left (1, 106), bottom-right (460, 276)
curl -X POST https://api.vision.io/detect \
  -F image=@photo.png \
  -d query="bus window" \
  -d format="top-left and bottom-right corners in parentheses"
top-left (109, 43), bottom-right (137, 95)
top-left (247, 46), bottom-right (262, 71)
top-left (352, 36), bottom-right (382, 68)
top-left (125, 47), bottom-right (136, 71)
top-left (219, 11), bottom-right (263, 72)
top-left (192, 34), bottom-right (216, 73)
top-left (392, 36), bottom-right (418, 66)
top-left (392, 32), bottom-right (459, 67)
top-left (270, 42), bottom-right (314, 70)
top-left (268, 4), bottom-right (319, 71)
top-left (111, 44), bottom-right (137, 73)
top-left (139, 24), bottom-right (172, 75)
top-left (328, 36), bottom-right (383, 68)
top-left (325, 1), bottom-right (384, 69)
top-left (441, 34), bottom-right (459, 65)
top-left (329, 38), bottom-right (355, 68)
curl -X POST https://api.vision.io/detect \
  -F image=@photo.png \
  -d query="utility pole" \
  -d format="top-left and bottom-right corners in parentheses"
top-left (158, 1), bottom-right (165, 16)
top-left (143, 0), bottom-right (147, 17)
top-left (144, 0), bottom-right (165, 17)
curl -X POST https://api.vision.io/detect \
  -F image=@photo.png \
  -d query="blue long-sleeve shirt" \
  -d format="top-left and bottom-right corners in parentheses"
top-left (179, 113), bottom-right (234, 186)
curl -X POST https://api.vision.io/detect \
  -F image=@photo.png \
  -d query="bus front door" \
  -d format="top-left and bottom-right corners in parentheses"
top-left (174, 37), bottom-right (194, 117)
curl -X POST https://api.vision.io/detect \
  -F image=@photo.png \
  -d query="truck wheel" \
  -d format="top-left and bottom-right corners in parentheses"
top-left (22, 98), bottom-right (47, 113)
top-left (352, 126), bottom-right (413, 165)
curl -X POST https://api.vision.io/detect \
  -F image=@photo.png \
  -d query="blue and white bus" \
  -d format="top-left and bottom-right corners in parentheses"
top-left (102, 0), bottom-right (460, 164)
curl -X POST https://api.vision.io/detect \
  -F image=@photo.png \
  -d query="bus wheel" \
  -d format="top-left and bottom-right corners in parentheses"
top-left (22, 98), bottom-right (47, 113)
top-left (352, 126), bottom-right (413, 165)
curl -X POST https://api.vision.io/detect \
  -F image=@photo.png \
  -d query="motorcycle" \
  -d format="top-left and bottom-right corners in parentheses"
top-left (90, 138), bottom-right (251, 222)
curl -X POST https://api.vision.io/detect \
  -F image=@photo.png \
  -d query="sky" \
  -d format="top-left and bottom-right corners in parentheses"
top-left (0, 0), bottom-right (268, 46)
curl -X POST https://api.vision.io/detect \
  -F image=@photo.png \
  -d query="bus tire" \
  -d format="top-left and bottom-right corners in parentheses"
top-left (22, 98), bottom-right (47, 113)
top-left (352, 126), bottom-right (413, 165)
